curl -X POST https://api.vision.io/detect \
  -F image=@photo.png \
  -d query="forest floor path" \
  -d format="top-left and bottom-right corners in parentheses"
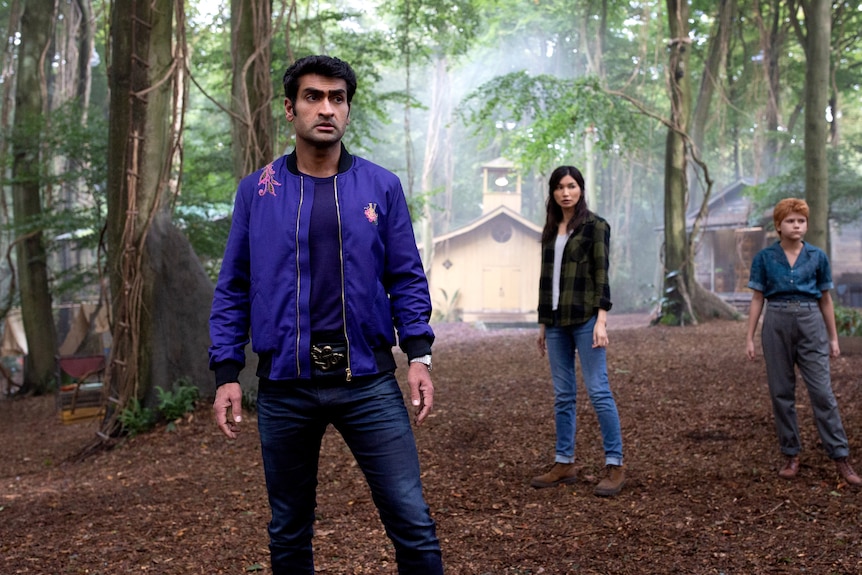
top-left (3, 318), bottom-right (862, 574)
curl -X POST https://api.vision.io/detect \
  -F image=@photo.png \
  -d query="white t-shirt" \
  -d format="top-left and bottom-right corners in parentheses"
top-left (552, 233), bottom-right (571, 310)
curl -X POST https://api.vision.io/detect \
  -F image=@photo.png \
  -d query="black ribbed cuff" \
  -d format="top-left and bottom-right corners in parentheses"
top-left (403, 336), bottom-right (433, 361)
top-left (213, 360), bottom-right (243, 388)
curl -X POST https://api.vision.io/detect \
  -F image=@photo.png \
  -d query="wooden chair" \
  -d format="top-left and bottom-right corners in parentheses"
top-left (57, 354), bottom-right (107, 423)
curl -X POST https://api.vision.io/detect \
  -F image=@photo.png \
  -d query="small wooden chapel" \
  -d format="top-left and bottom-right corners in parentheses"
top-left (423, 158), bottom-right (542, 325)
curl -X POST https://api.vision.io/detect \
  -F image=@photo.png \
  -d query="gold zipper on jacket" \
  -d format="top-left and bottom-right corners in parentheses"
top-left (333, 175), bottom-right (352, 381)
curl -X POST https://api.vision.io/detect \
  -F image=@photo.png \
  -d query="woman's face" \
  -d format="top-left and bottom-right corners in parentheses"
top-left (553, 174), bottom-right (581, 210)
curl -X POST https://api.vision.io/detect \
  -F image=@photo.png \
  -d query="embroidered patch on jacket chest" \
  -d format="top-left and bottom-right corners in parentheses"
top-left (258, 163), bottom-right (281, 197)
top-left (364, 203), bottom-right (379, 225)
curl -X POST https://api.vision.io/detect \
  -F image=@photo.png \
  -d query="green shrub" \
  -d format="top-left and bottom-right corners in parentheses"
top-left (118, 397), bottom-right (156, 437)
top-left (156, 381), bottom-right (200, 421)
top-left (835, 305), bottom-right (862, 337)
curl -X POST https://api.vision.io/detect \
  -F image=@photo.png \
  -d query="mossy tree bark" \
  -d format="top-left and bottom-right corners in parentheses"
top-left (11, 0), bottom-right (59, 393)
top-left (801, 0), bottom-right (831, 252)
top-left (230, 0), bottom-right (273, 180)
top-left (662, 0), bottom-right (737, 326)
top-left (102, 0), bottom-right (212, 440)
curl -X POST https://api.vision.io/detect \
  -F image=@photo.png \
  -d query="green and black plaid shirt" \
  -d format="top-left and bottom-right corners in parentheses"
top-left (538, 212), bottom-right (613, 326)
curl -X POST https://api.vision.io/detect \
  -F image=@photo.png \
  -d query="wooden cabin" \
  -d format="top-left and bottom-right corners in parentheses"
top-left (424, 159), bottom-right (542, 325)
top-left (689, 180), bottom-right (862, 309)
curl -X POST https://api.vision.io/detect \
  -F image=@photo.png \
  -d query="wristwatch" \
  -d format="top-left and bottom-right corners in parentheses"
top-left (410, 354), bottom-right (432, 372)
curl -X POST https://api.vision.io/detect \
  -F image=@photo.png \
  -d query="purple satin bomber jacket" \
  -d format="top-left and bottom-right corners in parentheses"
top-left (208, 148), bottom-right (434, 386)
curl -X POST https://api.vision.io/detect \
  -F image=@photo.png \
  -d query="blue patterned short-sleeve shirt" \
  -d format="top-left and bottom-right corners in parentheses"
top-left (748, 241), bottom-right (833, 300)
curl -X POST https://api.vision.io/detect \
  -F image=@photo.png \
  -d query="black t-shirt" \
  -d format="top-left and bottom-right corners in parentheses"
top-left (308, 176), bottom-right (345, 342)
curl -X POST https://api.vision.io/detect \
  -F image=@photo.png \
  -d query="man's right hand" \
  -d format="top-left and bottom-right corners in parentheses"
top-left (213, 382), bottom-right (243, 439)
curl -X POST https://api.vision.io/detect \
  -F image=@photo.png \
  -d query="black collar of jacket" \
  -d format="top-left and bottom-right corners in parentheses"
top-left (286, 143), bottom-right (354, 176)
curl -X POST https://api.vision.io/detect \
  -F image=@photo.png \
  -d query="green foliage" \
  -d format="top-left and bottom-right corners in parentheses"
top-left (378, 0), bottom-right (481, 59)
top-left (0, 99), bottom-right (109, 301)
top-left (174, 203), bottom-right (233, 281)
top-left (156, 380), bottom-right (200, 421)
top-left (835, 305), bottom-right (862, 337)
top-left (118, 381), bottom-right (199, 436)
top-left (432, 288), bottom-right (461, 322)
top-left (404, 188), bottom-right (441, 224)
top-left (745, 139), bottom-right (862, 228)
top-left (3, 99), bottom-right (109, 197)
top-left (118, 397), bottom-right (156, 437)
top-left (458, 72), bottom-right (648, 175)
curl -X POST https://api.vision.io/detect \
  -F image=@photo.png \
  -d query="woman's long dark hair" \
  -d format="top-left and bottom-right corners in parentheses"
top-left (540, 165), bottom-right (589, 245)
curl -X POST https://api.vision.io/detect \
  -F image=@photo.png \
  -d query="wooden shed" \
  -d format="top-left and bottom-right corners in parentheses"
top-left (689, 180), bottom-right (862, 309)
top-left (424, 159), bottom-right (542, 325)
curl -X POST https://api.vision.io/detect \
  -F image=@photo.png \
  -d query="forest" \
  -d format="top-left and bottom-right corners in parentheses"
top-left (1, 1), bottom-right (861, 434)
top-left (2, 1), bottom-right (862, 573)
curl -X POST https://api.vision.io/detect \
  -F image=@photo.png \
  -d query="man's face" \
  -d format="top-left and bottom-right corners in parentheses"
top-left (284, 74), bottom-right (351, 149)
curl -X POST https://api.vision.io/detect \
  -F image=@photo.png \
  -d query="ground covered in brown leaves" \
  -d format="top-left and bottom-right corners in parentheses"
top-left (3, 317), bottom-right (862, 574)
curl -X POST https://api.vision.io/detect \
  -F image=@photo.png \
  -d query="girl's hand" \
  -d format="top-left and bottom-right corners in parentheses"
top-left (593, 320), bottom-right (608, 348)
top-left (537, 324), bottom-right (547, 357)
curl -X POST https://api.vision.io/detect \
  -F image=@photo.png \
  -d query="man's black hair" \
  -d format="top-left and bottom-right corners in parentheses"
top-left (283, 55), bottom-right (357, 105)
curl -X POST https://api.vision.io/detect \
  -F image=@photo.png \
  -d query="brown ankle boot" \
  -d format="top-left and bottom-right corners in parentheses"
top-left (530, 462), bottom-right (578, 488)
top-left (778, 455), bottom-right (800, 479)
top-left (835, 457), bottom-right (862, 486)
top-left (594, 464), bottom-right (625, 497)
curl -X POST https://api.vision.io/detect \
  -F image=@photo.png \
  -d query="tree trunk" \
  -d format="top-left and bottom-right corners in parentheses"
top-left (660, 0), bottom-right (737, 326)
top-left (662, 0), bottom-right (694, 325)
top-left (583, 0), bottom-right (607, 207)
top-left (11, 0), bottom-right (58, 393)
top-left (419, 56), bottom-right (449, 274)
top-left (690, 0), bottom-right (733, 205)
top-left (0, 0), bottom-right (23, 314)
top-left (402, 22), bottom-right (415, 198)
top-left (753, 0), bottom-right (789, 180)
top-left (75, 0), bottom-right (94, 116)
top-left (102, 0), bottom-right (212, 440)
top-left (230, 0), bottom-right (274, 180)
top-left (803, 0), bottom-right (831, 251)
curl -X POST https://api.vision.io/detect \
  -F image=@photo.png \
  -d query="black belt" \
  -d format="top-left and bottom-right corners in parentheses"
top-left (311, 342), bottom-right (347, 378)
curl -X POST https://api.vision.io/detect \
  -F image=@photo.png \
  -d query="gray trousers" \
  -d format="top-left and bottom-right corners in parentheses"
top-left (762, 301), bottom-right (849, 460)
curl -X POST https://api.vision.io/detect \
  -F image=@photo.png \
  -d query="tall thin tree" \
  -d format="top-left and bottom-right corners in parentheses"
top-left (230, 0), bottom-right (274, 179)
top-left (10, 0), bottom-right (59, 392)
top-left (795, 0), bottom-right (831, 251)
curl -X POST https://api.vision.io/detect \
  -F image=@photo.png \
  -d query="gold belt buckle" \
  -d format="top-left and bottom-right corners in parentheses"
top-left (311, 344), bottom-right (345, 371)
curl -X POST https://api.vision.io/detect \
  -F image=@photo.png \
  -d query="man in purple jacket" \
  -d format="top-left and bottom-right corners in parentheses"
top-left (209, 55), bottom-right (443, 574)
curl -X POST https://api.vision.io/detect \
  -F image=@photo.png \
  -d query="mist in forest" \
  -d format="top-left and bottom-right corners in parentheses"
top-left (355, 37), bottom-right (664, 315)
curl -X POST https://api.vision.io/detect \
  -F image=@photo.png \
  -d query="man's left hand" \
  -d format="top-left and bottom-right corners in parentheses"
top-left (407, 362), bottom-right (434, 426)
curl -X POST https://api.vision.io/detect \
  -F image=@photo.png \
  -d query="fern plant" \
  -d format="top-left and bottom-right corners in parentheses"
top-left (156, 381), bottom-right (200, 421)
top-left (118, 397), bottom-right (155, 437)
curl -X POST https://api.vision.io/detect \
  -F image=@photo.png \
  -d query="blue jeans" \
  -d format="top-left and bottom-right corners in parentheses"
top-left (257, 372), bottom-right (443, 575)
top-left (545, 316), bottom-right (623, 466)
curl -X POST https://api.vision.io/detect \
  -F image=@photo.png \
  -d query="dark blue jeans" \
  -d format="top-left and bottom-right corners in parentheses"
top-left (257, 372), bottom-right (443, 575)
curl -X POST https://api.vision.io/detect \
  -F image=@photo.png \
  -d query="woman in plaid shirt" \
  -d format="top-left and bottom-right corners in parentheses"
top-left (531, 165), bottom-right (625, 497)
